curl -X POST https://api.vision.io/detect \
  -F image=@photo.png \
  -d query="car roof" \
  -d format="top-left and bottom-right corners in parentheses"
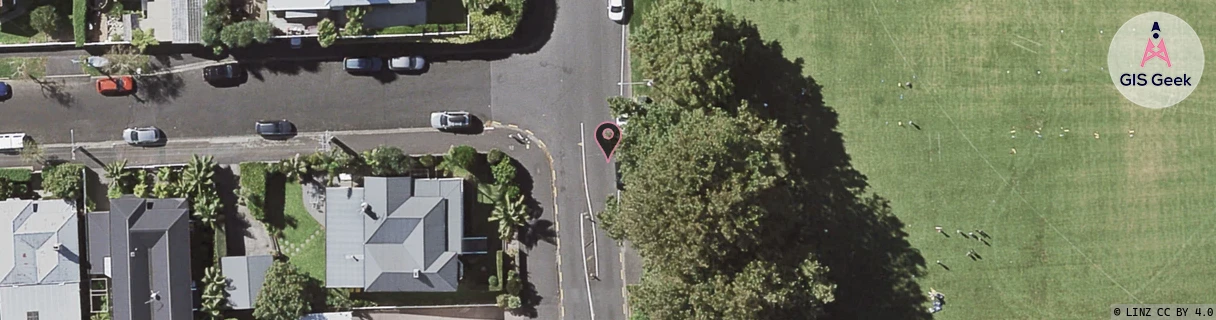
top-left (610, 0), bottom-right (622, 6)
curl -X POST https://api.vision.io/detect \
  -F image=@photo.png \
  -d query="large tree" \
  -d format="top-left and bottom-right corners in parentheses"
top-left (254, 261), bottom-right (315, 320)
top-left (29, 5), bottom-right (59, 36)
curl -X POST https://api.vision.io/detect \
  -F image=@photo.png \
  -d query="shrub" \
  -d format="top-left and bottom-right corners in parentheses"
top-left (72, 0), bottom-right (86, 46)
top-left (492, 159), bottom-right (516, 184)
top-left (496, 294), bottom-right (522, 310)
top-left (130, 28), bottom-right (160, 53)
top-left (42, 163), bottom-right (86, 200)
top-left (30, 5), bottom-right (60, 36)
top-left (213, 226), bottom-right (227, 263)
top-left (0, 168), bottom-right (32, 182)
top-left (317, 18), bottom-right (337, 47)
top-left (495, 250), bottom-right (506, 290)
top-left (107, 1), bottom-right (123, 16)
top-left (239, 162), bottom-right (268, 221)
top-left (342, 7), bottom-right (367, 36)
top-left (505, 269), bottom-right (521, 295)
top-left (221, 21), bottom-right (274, 48)
top-left (488, 275), bottom-right (501, 291)
top-left (201, 0), bottom-right (229, 47)
top-left (419, 154), bottom-right (437, 168)
top-left (487, 148), bottom-right (506, 165)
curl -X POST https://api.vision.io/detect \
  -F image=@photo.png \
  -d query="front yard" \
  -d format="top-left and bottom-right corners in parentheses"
top-left (277, 181), bottom-right (327, 283)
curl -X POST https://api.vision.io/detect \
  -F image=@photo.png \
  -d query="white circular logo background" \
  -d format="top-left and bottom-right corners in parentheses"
top-left (1108, 12), bottom-right (1204, 109)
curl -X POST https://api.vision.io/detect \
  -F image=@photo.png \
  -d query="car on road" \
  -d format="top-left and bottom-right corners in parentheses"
top-left (0, 81), bottom-right (10, 100)
top-left (203, 63), bottom-right (245, 84)
top-left (344, 57), bottom-right (383, 74)
top-left (607, 0), bottom-right (625, 22)
top-left (430, 111), bottom-right (471, 130)
top-left (255, 119), bottom-right (296, 138)
top-left (96, 76), bottom-right (136, 95)
top-left (122, 127), bottom-right (163, 146)
top-left (388, 56), bottom-right (427, 72)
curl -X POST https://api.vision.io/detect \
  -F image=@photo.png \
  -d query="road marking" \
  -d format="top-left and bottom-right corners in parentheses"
top-left (619, 24), bottom-right (628, 96)
top-left (41, 127), bottom-right (441, 148)
top-left (578, 122), bottom-right (598, 320)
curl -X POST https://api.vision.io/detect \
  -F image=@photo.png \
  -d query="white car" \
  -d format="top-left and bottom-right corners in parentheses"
top-left (430, 111), bottom-right (471, 130)
top-left (607, 0), bottom-right (625, 22)
top-left (388, 56), bottom-right (427, 72)
top-left (123, 127), bottom-right (163, 146)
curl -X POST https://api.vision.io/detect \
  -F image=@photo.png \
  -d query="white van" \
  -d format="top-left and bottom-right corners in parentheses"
top-left (0, 133), bottom-right (25, 152)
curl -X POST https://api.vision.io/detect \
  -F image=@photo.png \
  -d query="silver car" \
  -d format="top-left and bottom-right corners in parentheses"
top-left (430, 111), bottom-right (471, 130)
top-left (388, 56), bottom-right (427, 72)
top-left (123, 127), bottom-right (163, 146)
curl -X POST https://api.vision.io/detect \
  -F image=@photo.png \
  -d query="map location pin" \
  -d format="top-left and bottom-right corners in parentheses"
top-left (594, 122), bottom-right (622, 163)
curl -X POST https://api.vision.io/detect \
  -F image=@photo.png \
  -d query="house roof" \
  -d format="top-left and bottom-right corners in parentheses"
top-left (267, 0), bottom-right (416, 12)
top-left (221, 255), bottom-right (274, 310)
top-left (0, 199), bottom-right (82, 320)
top-left (87, 197), bottom-right (192, 320)
top-left (171, 0), bottom-right (204, 42)
top-left (325, 177), bottom-right (464, 292)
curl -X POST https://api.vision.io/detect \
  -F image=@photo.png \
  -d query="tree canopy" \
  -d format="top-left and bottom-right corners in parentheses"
top-left (29, 5), bottom-right (59, 36)
top-left (254, 261), bottom-right (315, 320)
top-left (602, 0), bottom-right (927, 318)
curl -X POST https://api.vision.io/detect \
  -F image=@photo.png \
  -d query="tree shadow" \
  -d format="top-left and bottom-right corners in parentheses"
top-left (134, 72), bottom-right (185, 104)
top-left (263, 173), bottom-right (297, 231)
top-left (243, 60), bottom-right (323, 82)
top-left (214, 165), bottom-right (247, 256)
top-left (518, 219), bottom-right (554, 249)
top-left (32, 77), bottom-right (75, 107)
top-left (511, 250), bottom-right (541, 318)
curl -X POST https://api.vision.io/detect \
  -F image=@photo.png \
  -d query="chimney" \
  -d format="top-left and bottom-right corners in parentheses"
top-left (413, 269), bottom-right (421, 279)
top-left (52, 243), bottom-right (61, 251)
top-left (360, 202), bottom-right (369, 213)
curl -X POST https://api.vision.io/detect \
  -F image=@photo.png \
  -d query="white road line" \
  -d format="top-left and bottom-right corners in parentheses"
top-left (619, 24), bottom-right (628, 96)
top-left (578, 123), bottom-right (597, 320)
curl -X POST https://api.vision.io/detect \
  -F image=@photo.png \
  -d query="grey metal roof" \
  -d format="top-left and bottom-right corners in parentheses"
top-left (325, 186), bottom-right (366, 288)
top-left (267, 0), bottom-right (415, 11)
top-left (221, 255), bottom-right (273, 310)
top-left (172, 0), bottom-right (203, 42)
top-left (88, 197), bottom-right (192, 320)
top-left (0, 199), bottom-right (82, 320)
top-left (324, 177), bottom-right (464, 292)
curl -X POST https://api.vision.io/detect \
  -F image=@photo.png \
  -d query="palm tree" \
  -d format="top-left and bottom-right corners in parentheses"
top-left (489, 194), bottom-right (528, 241)
top-left (182, 155), bottom-right (216, 198)
top-left (192, 189), bottom-right (222, 230)
top-left (281, 155), bottom-right (310, 182)
top-left (103, 160), bottom-right (130, 181)
top-left (200, 266), bottom-right (227, 320)
top-left (132, 169), bottom-right (150, 198)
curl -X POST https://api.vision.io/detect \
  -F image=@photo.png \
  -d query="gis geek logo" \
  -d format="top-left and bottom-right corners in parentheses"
top-left (1108, 12), bottom-right (1204, 109)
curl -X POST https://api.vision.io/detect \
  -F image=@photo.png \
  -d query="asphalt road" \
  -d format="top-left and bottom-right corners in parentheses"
top-left (0, 60), bottom-right (491, 144)
top-left (489, 2), bottom-right (628, 319)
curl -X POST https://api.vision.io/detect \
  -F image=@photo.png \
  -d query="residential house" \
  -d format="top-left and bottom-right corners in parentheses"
top-left (325, 177), bottom-right (464, 292)
top-left (86, 197), bottom-right (193, 320)
top-left (220, 255), bottom-right (274, 310)
top-left (121, 0), bottom-right (204, 43)
top-left (0, 199), bottom-right (82, 320)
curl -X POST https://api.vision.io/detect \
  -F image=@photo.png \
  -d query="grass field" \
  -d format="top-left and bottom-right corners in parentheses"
top-left (684, 0), bottom-right (1216, 318)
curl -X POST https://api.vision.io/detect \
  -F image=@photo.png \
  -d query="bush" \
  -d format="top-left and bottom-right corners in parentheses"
top-left (317, 18), bottom-right (337, 47)
top-left (342, 7), bottom-right (367, 36)
top-left (419, 154), bottom-right (436, 168)
top-left (0, 168), bottom-right (32, 182)
top-left (221, 21), bottom-right (274, 48)
top-left (446, 145), bottom-right (477, 170)
top-left (42, 163), bottom-right (86, 200)
top-left (487, 149), bottom-right (506, 165)
top-left (30, 5), bottom-right (60, 36)
top-left (505, 270), bottom-right (521, 295)
top-left (495, 250), bottom-right (506, 289)
top-left (492, 159), bottom-right (516, 185)
top-left (488, 275), bottom-right (501, 291)
top-left (496, 294), bottom-right (522, 310)
top-left (107, 1), bottom-right (123, 16)
top-left (130, 28), bottom-right (160, 53)
top-left (72, 0), bottom-right (86, 46)
top-left (201, 0), bottom-right (230, 47)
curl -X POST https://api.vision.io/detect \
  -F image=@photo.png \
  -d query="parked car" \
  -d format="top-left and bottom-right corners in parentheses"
top-left (255, 119), bottom-right (295, 138)
top-left (122, 127), bottom-right (163, 146)
top-left (97, 76), bottom-right (136, 95)
top-left (430, 111), bottom-right (471, 130)
top-left (388, 56), bottom-right (427, 72)
top-left (0, 81), bottom-right (10, 100)
top-left (344, 57), bottom-right (383, 74)
top-left (203, 63), bottom-right (245, 83)
top-left (607, 0), bottom-right (626, 22)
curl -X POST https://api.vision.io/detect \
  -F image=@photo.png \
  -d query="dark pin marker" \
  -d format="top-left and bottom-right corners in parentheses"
top-left (594, 121), bottom-right (622, 163)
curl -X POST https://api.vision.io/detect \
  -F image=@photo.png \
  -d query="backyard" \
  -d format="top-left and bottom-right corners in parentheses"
top-left (0, 0), bottom-right (81, 44)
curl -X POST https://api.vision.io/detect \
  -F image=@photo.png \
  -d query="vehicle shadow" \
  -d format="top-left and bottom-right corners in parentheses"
top-left (134, 73), bottom-right (185, 104)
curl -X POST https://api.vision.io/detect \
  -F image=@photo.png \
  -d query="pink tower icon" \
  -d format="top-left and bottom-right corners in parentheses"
top-left (1141, 21), bottom-right (1172, 67)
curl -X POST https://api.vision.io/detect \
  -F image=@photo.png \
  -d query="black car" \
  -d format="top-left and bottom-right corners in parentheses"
top-left (255, 120), bottom-right (295, 138)
top-left (202, 63), bottom-right (245, 83)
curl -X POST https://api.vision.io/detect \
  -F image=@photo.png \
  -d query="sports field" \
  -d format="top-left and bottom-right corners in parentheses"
top-left (702, 0), bottom-right (1216, 318)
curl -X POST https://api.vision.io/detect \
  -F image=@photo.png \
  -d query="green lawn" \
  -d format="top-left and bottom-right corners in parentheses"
top-left (0, 57), bottom-right (46, 79)
top-left (689, 0), bottom-right (1216, 318)
top-left (280, 181), bottom-right (326, 284)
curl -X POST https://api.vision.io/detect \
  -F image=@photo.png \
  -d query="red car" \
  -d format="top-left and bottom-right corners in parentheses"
top-left (96, 76), bottom-right (136, 95)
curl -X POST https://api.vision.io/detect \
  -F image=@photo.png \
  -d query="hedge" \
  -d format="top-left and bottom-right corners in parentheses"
top-left (489, 250), bottom-right (505, 291)
top-left (72, 0), bottom-right (86, 46)
top-left (213, 226), bottom-right (227, 264)
top-left (0, 168), bottom-right (32, 182)
top-left (239, 162), bottom-right (268, 220)
top-left (374, 23), bottom-right (468, 35)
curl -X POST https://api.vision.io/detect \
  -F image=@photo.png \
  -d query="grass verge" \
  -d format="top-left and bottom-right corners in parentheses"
top-left (0, 168), bottom-right (33, 182)
top-left (0, 58), bottom-right (46, 79)
top-left (72, 0), bottom-right (86, 46)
